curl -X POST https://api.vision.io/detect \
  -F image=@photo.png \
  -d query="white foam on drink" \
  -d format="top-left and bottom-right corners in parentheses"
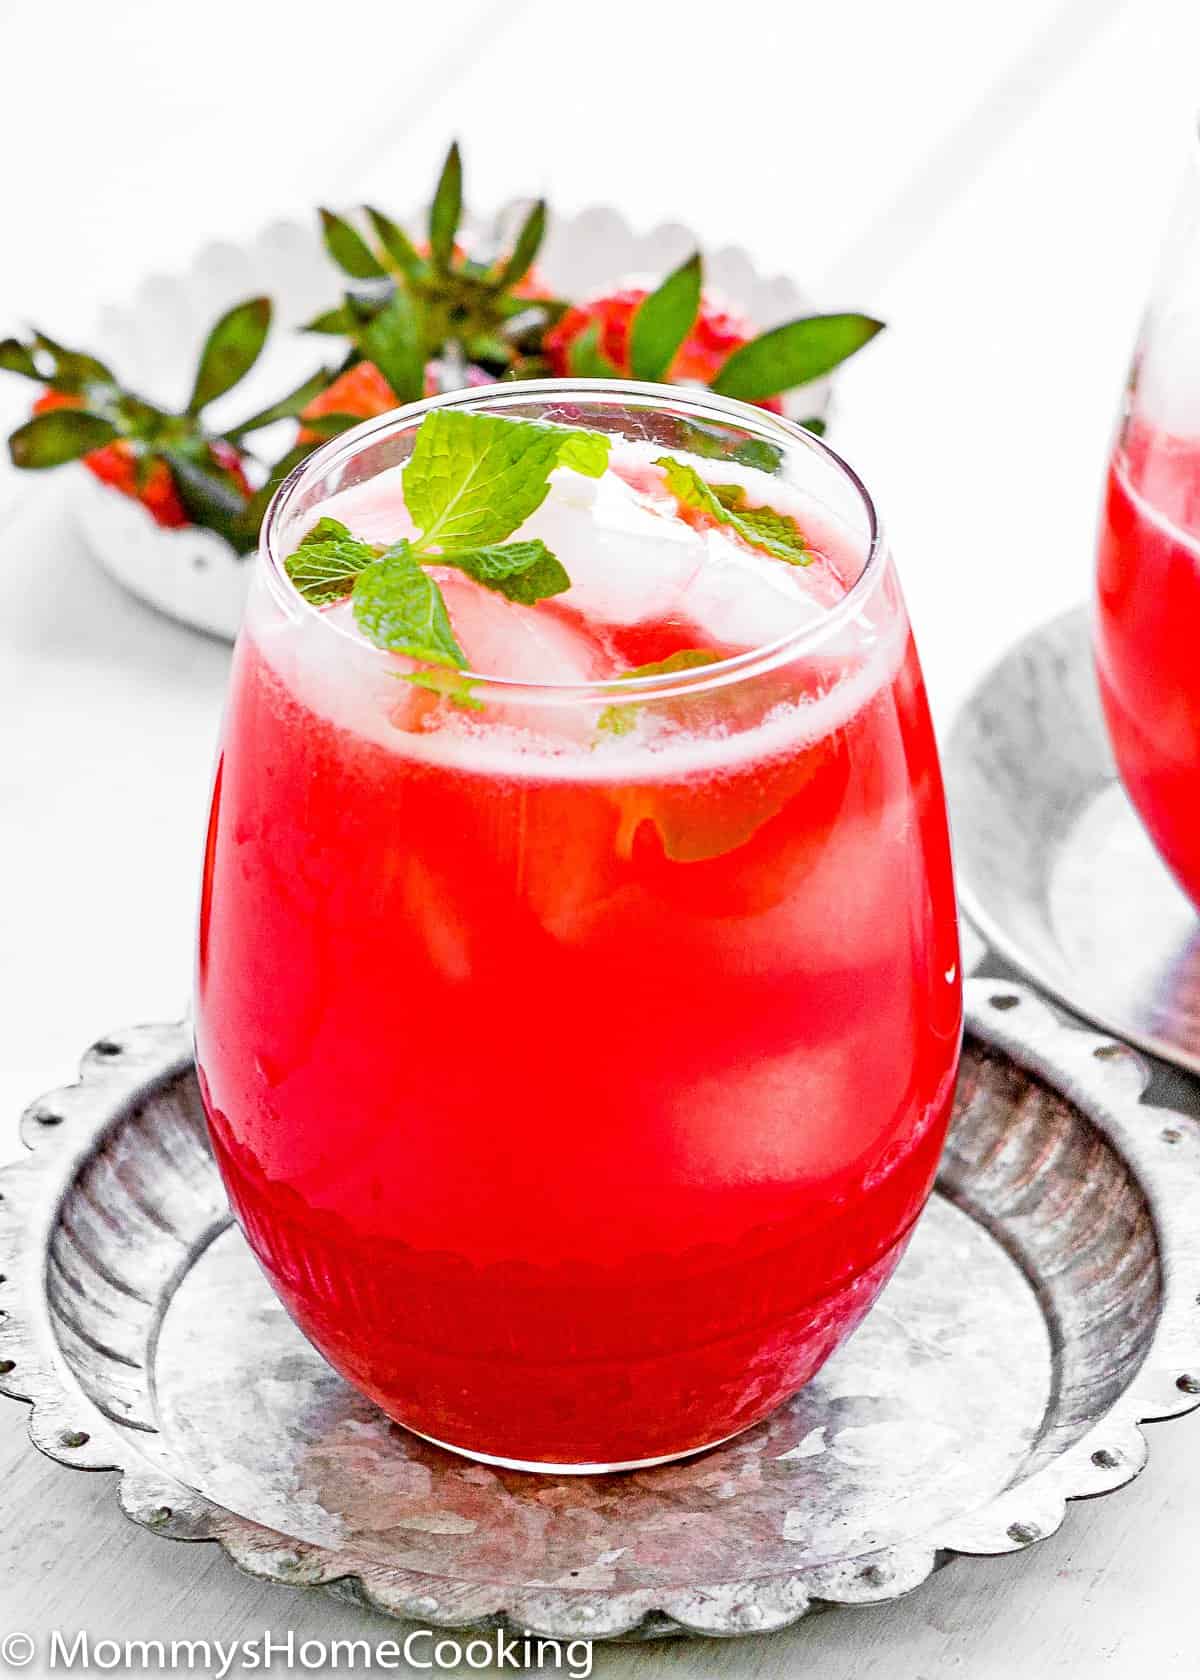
top-left (256, 442), bottom-right (907, 782)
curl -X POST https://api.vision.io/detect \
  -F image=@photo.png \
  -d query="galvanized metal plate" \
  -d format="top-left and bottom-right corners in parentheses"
top-left (946, 605), bottom-right (1200, 1074)
top-left (2, 979), bottom-right (1199, 1641)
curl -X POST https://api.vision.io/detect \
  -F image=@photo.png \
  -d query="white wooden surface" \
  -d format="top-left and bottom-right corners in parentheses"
top-left (2, 1), bottom-right (1199, 1672)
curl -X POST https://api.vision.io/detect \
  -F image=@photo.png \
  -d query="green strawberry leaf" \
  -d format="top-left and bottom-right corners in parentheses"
top-left (296, 411), bottom-right (362, 440)
top-left (493, 199), bottom-right (546, 291)
top-left (357, 287), bottom-right (425, 403)
top-left (31, 331), bottom-right (115, 391)
top-left (365, 207), bottom-right (424, 280)
top-left (629, 252), bottom-right (702, 383)
top-left (303, 304), bottom-right (356, 336)
top-left (187, 297), bottom-right (272, 415)
top-left (710, 313), bottom-right (883, 401)
top-left (285, 516), bottom-right (380, 603)
top-left (353, 541), bottom-right (465, 665)
top-left (164, 449), bottom-right (250, 546)
top-left (236, 439), bottom-right (321, 548)
top-left (224, 369), bottom-right (333, 440)
top-left (0, 338), bottom-right (41, 380)
top-left (567, 321), bottom-right (621, 379)
top-left (9, 409), bottom-right (118, 468)
top-left (404, 409), bottom-right (609, 554)
top-left (319, 209), bottom-right (387, 281)
top-left (655, 455), bottom-right (813, 564)
top-left (428, 141), bottom-right (464, 274)
top-left (447, 538), bottom-right (570, 604)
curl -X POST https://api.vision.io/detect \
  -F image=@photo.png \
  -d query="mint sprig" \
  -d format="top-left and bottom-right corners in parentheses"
top-left (597, 649), bottom-right (721, 737)
top-left (654, 455), bottom-right (813, 565)
top-left (284, 410), bottom-right (612, 686)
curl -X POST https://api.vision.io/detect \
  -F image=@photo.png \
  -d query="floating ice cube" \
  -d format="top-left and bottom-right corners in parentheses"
top-left (517, 467), bottom-right (704, 627)
top-left (678, 527), bottom-right (829, 650)
top-left (437, 573), bottom-right (608, 686)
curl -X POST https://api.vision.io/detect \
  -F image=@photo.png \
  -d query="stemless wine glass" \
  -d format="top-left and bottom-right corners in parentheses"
top-left (1095, 129), bottom-right (1200, 906)
top-left (195, 381), bottom-right (963, 1472)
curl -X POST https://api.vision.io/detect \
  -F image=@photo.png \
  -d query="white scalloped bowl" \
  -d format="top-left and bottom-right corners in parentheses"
top-left (78, 206), bottom-right (827, 641)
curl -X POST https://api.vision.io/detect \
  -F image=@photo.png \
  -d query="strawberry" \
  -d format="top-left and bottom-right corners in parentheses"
top-left (545, 284), bottom-right (784, 413)
top-left (298, 362), bottom-right (398, 442)
top-left (298, 358), bottom-right (495, 442)
top-left (32, 389), bottom-right (189, 527)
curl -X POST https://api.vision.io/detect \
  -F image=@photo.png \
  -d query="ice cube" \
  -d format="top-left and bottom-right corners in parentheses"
top-left (437, 572), bottom-right (608, 686)
top-left (679, 527), bottom-right (828, 650)
top-left (517, 466), bottom-right (704, 627)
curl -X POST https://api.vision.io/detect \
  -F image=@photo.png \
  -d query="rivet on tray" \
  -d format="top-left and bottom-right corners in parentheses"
top-left (1006, 1522), bottom-right (1040, 1544)
top-left (577, 1607), bottom-right (596, 1621)
top-left (1092, 1044), bottom-right (1126, 1062)
top-left (0, 1361), bottom-right (14, 1376)
top-left (147, 1507), bottom-right (173, 1525)
top-left (859, 1564), bottom-right (888, 1586)
top-left (1162, 1128), bottom-right (1183, 1145)
top-left (1177, 1375), bottom-right (1200, 1395)
top-left (34, 1110), bottom-right (62, 1127)
top-left (1091, 1449), bottom-right (1121, 1470)
top-left (414, 1597), bottom-right (439, 1614)
top-left (93, 1041), bottom-right (122, 1058)
top-left (59, 1430), bottom-right (89, 1449)
top-left (989, 995), bottom-right (1021, 1012)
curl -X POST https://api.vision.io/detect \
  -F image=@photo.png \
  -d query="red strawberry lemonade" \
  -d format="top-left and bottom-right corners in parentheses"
top-left (195, 387), bottom-right (962, 1469)
top-left (1096, 420), bottom-right (1200, 906)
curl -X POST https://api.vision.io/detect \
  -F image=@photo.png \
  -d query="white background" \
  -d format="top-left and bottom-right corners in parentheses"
top-left (2, 0), bottom-right (1199, 1673)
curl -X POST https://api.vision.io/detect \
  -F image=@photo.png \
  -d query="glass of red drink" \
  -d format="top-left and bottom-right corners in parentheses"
top-left (195, 382), bottom-right (962, 1471)
top-left (1096, 137), bottom-right (1200, 905)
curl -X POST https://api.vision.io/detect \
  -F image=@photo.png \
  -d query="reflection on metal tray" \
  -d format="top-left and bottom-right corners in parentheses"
top-left (1, 978), bottom-right (1198, 1641)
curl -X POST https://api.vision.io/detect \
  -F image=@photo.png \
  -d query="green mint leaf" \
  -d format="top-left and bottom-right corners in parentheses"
top-left (284, 516), bottom-right (380, 604)
top-left (319, 209), bottom-right (387, 280)
top-left (567, 320), bottom-right (621, 379)
top-left (655, 455), bottom-right (813, 564)
top-left (353, 541), bottom-right (466, 666)
top-left (628, 252), bottom-right (702, 383)
top-left (447, 539), bottom-right (570, 605)
top-left (0, 338), bottom-right (41, 380)
top-left (799, 415), bottom-right (827, 437)
top-left (403, 409), bottom-right (608, 554)
top-left (365, 207), bottom-right (424, 280)
top-left (187, 297), bottom-right (272, 415)
top-left (710, 313), bottom-right (883, 401)
top-left (556, 427), bottom-right (610, 477)
top-left (428, 141), bottom-right (463, 273)
top-left (9, 408), bottom-right (118, 468)
top-left (357, 287), bottom-right (425, 403)
top-left (303, 304), bottom-right (355, 336)
top-left (597, 648), bottom-right (721, 736)
top-left (493, 199), bottom-right (546, 291)
top-left (400, 667), bottom-right (483, 710)
top-left (224, 368), bottom-right (333, 440)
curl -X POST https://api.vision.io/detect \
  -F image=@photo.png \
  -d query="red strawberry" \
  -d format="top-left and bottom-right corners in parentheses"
top-left (33, 390), bottom-right (188, 527)
top-left (298, 359), bottom-right (495, 443)
top-left (544, 284), bottom-right (783, 412)
top-left (298, 362), bottom-right (399, 441)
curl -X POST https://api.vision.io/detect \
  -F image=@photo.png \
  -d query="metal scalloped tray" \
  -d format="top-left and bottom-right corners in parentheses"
top-left (2, 978), bottom-right (1199, 1641)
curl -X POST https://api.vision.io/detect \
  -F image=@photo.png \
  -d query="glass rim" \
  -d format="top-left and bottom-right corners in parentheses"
top-left (260, 378), bottom-right (887, 703)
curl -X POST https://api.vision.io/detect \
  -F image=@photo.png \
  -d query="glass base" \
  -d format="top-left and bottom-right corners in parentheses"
top-left (403, 1420), bottom-right (752, 1475)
